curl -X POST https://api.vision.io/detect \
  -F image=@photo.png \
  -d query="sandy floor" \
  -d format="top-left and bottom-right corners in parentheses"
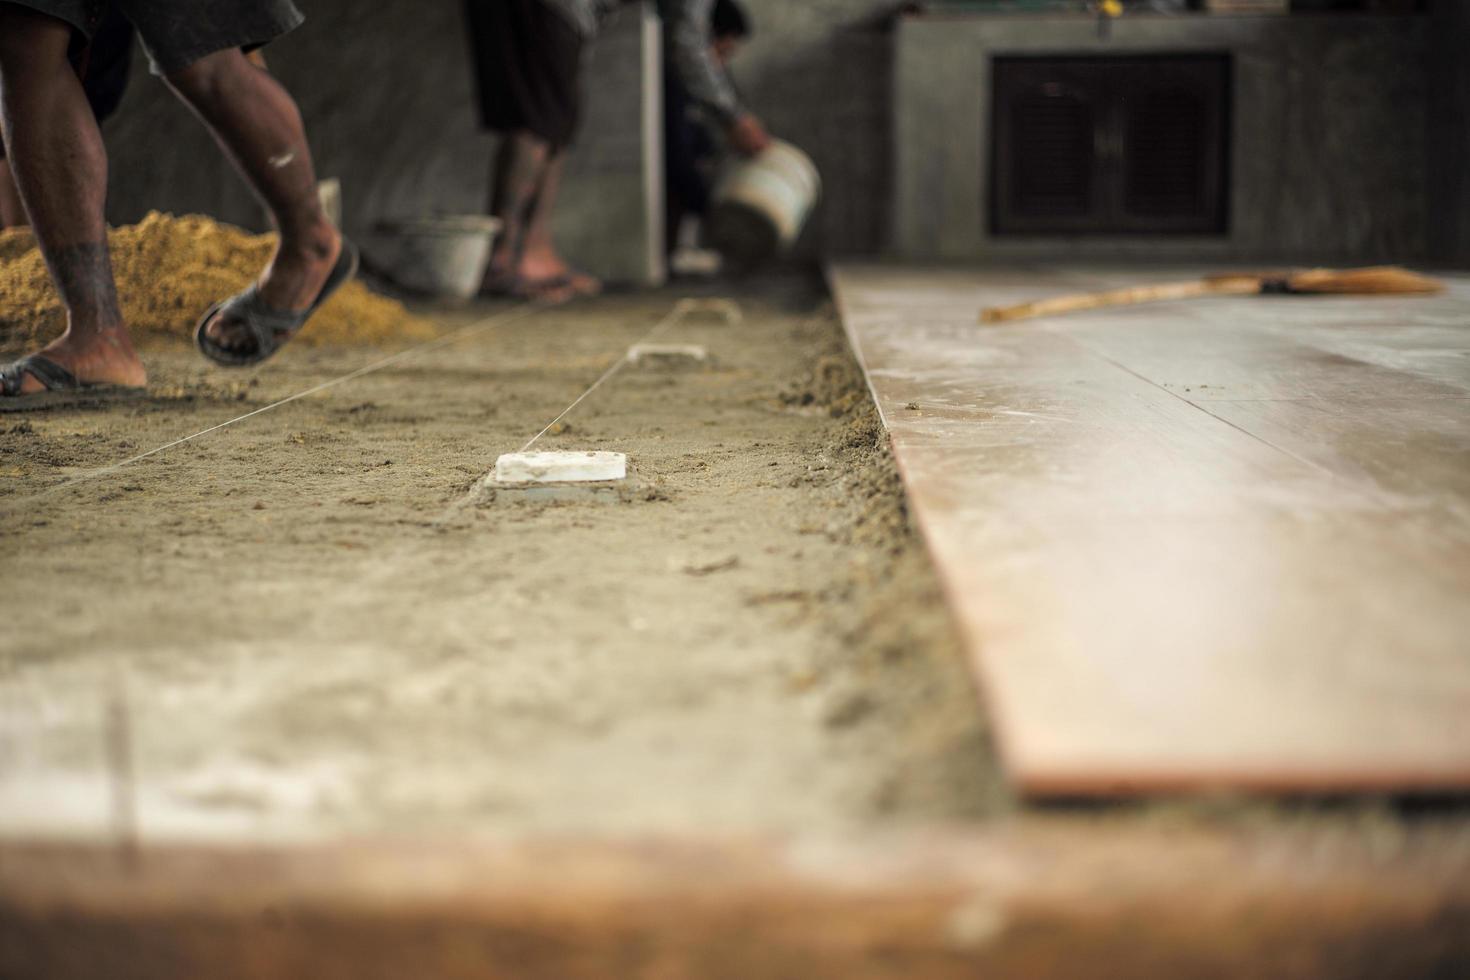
top-left (0, 278), bottom-right (1006, 842)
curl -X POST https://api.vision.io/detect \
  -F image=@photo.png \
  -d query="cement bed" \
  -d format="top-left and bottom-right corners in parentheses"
top-left (0, 279), bottom-right (996, 841)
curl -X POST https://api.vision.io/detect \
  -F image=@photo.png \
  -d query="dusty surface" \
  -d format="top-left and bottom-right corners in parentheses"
top-left (0, 278), bottom-right (1004, 840)
top-left (0, 213), bottom-right (431, 351)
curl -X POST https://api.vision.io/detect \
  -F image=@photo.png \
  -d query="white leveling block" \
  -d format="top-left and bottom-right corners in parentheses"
top-left (671, 297), bottom-right (742, 326)
top-left (494, 451), bottom-right (627, 484)
top-left (627, 343), bottom-right (710, 368)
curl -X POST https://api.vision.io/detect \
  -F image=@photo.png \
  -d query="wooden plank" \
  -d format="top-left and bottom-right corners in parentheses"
top-left (830, 264), bottom-right (1470, 796)
top-left (2, 829), bottom-right (1468, 979)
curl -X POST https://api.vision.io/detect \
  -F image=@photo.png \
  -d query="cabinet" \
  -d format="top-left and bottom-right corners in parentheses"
top-left (991, 55), bottom-right (1231, 235)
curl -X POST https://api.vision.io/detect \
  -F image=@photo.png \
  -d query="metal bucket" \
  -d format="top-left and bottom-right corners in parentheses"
top-left (372, 214), bottom-right (501, 300)
top-left (708, 139), bottom-right (821, 269)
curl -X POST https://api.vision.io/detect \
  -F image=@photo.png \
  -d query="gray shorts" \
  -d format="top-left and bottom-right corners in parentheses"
top-left (6, 0), bottom-right (304, 76)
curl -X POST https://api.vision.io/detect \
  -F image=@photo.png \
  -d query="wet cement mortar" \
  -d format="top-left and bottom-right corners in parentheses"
top-left (0, 276), bottom-right (1008, 840)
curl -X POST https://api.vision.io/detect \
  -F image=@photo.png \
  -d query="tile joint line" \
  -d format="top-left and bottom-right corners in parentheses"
top-left (1057, 329), bottom-right (1336, 476)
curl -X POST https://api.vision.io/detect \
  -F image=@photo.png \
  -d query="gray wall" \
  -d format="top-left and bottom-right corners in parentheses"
top-left (892, 13), bottom-right (1433, 265)
top-left (1429, 0), bottom-right (1470, 268)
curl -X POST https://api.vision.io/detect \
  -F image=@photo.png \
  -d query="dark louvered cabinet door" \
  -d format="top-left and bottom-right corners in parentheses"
top-left (1114, 57), bottom-right (1229, 232)
top-left (992, 61), bottom-right (1107, 233)
top-left (991, 55), bottom-right (1230, 236)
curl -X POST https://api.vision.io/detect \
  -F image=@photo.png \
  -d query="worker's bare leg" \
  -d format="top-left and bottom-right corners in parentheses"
top-left (484, 130), bottom-right (551, 291)
top-left (519, 151), bottom-right (599, 296)
top-left (0, 5), bottom-right (144, 394)
top-left (165, 48), bottom-right (340, 354)
top-left (0, 157), bottom-right (27, 228)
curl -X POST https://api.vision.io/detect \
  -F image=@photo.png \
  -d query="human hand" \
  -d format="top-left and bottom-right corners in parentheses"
top-left (727, 113), bottom-right (772, 157)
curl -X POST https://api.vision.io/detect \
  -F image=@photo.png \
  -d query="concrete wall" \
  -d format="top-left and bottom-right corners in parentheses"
top-left (102, 2), bottom-right (662, 285)
top-left (893, 13), bottom-right (1432, 265)
top-left (1428, 0), bottom-right (1470, 268)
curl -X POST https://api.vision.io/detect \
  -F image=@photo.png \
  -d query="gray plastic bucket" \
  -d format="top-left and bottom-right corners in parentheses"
top-left (373, 215), bottom-right (501, 299)
top-left (708, 139), bottom-right (821, 270)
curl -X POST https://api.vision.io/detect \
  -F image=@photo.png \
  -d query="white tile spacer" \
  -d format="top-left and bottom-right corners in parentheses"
top-left (671, 297), bottom-right (742, 325)
top-left (627, 343), bottom-right (710, 368)
top-left (494, 451), bottom-right (627, 484)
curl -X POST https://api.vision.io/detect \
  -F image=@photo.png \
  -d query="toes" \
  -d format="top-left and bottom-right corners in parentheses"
top-left (532, 283), bottom-right (575, 303)
top-left (10, 373), bottom-right (44, 396)
top-left (206, 313), bottom-right (252, 352)
top-left (1, 364), bottom-right (46, 396)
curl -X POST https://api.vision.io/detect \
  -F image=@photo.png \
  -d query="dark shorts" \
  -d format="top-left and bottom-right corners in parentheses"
top-left (4, 0), bottom-right (303, 77)
top-left (464, 0), bottom-right (585, 150)
top-left (0, 2), bottom-right (132, 161)
top-left (77, 4), bottom-right (135, 121)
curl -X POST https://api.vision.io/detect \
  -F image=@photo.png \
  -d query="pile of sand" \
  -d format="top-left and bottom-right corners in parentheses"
top-left (0, 211), bottom-right (434, 352)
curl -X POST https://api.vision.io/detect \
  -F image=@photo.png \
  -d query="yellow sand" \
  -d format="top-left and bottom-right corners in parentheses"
top-left (0, 211), bottom-right (434, 351)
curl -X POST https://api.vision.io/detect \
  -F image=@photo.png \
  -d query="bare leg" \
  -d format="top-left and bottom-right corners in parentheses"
top-left (164, 48), bottom-right (340, 355)
top-left (484, 130), bottom-right (550, 291)
top-left (0, 6), bottom-right (145, 394)
top-left (0, 157), bottom-right (27, 228)
top-left (519, 151), bottom-right (599, 297)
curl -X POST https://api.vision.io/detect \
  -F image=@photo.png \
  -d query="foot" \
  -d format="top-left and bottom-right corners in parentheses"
top-left (519, 247), bottom-right (601, 298)
top-left (1, 326), bottom-right (146, 396)
top-left (203, 222), bottom-right (342, 356)
top-left (479, 252), bottom-right (576, 302)
top-left (478, 252), bottom-right (521, 297)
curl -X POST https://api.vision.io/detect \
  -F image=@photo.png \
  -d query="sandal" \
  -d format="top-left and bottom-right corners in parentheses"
top-left (560, 269), bottom-right (603, 297)
top-left (480, 272), bottom-right (572, 302)
top-left (0, 353), bottom-right (145, 412)
top-left (195, 238), bottom-right (359, 367)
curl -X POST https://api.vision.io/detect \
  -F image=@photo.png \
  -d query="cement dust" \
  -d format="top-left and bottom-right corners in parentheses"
top-left (0, 211), bottom-right (433, 352)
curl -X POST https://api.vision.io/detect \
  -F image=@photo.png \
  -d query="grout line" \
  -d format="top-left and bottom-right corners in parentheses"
top-left (1059, 331), bottom-right (1336, 476)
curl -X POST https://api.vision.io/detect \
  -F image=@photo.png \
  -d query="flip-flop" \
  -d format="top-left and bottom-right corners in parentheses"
top-left (521, 269), bottom-right (601, 298)
top-left (478, 271), bottom-right (530, 299)
top-left (561, 269), bottom-right (603, 297)
top-left (0, 353), bottom-right (145, 412)
top-left (195, 238), bottom-right (359, 367)
top-left (519, 274), bottom-right (582, 301)
top-left (480, 272), bottom-right (573, 302)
